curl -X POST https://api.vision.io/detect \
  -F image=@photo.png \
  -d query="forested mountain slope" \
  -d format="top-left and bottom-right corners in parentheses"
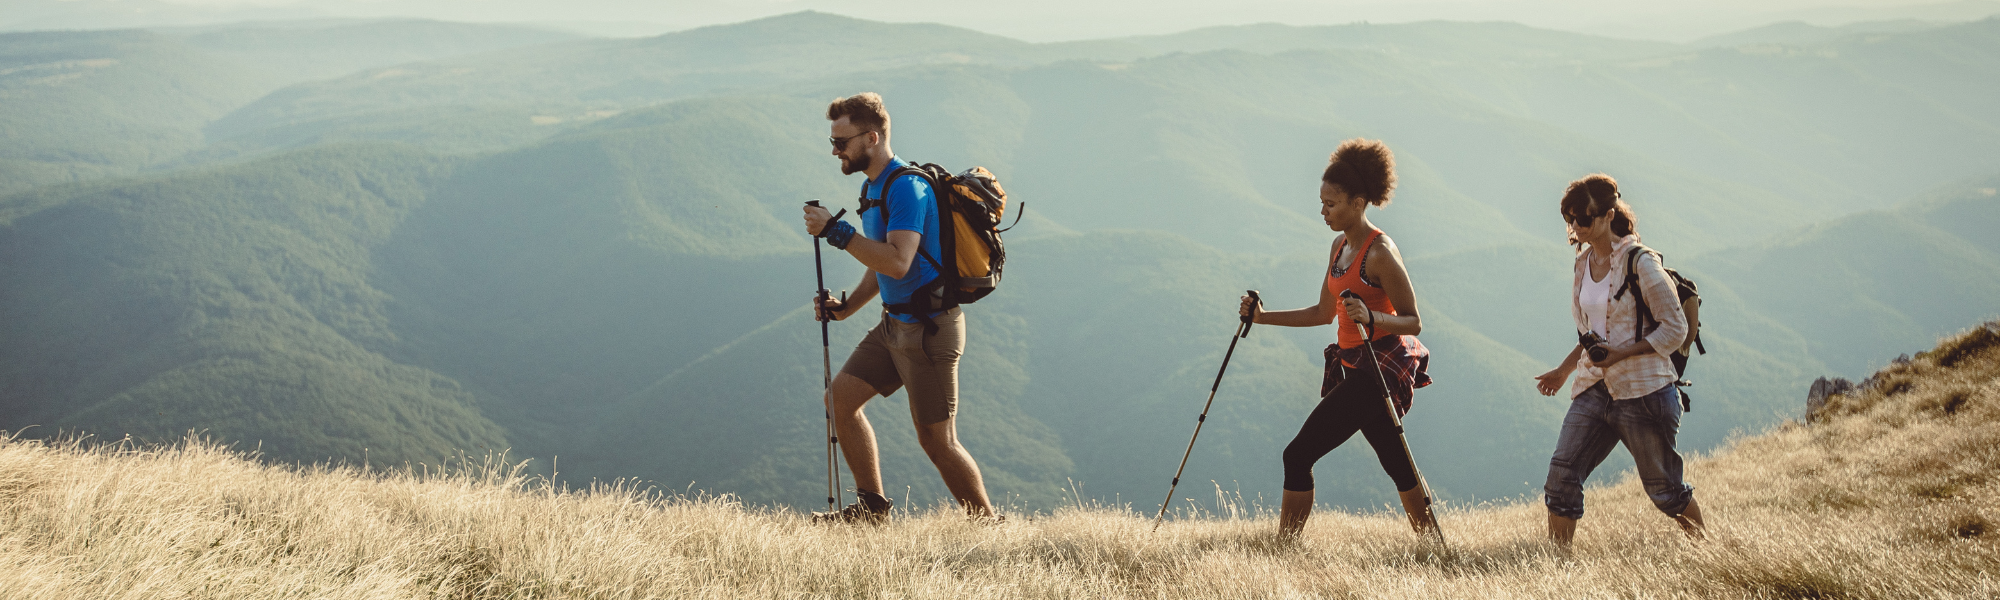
top-left (0, 20), bottom-right (596, 193)
top-left (0, 145), bottom-right (506, 464)
top-left (0, 30), bottom-right (268, 193)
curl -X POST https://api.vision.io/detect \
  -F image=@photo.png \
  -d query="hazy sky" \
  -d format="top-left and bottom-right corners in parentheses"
top-left (8, 0), bottom-right (1999, 40)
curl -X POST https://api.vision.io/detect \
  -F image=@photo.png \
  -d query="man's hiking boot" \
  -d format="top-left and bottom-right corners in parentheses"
top-left (813, 490), bottom-right (892, 525)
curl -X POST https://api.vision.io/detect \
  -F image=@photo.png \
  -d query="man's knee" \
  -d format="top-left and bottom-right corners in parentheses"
top-left (827, 373), bottom-right (878, 413)
top-left (915, 421), bottom-right (960, 456)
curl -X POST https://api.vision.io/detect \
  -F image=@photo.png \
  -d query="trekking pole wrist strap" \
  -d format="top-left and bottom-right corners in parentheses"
top-left (821, 219), bottom-right (857, 250)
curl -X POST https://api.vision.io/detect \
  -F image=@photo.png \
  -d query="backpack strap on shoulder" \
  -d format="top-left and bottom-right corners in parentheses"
top-left (861, 165), bottom-right (925, 215)
top-left (873, 164), bottom-right (952, 335)
top-left (881, 164), bottom-right (946, 274)
top-left (1614, 247), bottom-right (1661, 343)
top-left (1611, 247), bottom-right (1645, 301)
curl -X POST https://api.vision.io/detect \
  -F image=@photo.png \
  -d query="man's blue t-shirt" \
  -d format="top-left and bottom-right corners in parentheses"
top-left (860, 156), bottom-right (943, 323)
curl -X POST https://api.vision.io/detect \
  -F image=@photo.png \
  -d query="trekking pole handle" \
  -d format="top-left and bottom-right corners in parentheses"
top-left (804, 202), bottom-right (852, 227)
top-left (1338, 289), bottom-right (1366, 337)
top-left (1241, 290), bottom-right (1260, 337)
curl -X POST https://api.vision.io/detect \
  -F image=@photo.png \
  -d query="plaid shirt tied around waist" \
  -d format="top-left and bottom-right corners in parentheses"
top-left (1332, 334), bottom-right (1433, 417)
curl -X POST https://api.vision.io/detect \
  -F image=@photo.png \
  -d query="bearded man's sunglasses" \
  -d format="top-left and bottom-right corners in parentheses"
top-left (829, 131), bottom-right (876, 152)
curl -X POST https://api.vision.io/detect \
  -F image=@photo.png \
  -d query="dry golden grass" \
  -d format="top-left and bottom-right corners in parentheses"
top-left (2, 324), bottom-right (1997, 599)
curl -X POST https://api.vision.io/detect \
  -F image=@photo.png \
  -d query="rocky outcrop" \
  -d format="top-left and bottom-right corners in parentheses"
top-left (1806, 320), bottom-right (2000, 424)
top-left (1806, 377), bottom-right (1854, 424)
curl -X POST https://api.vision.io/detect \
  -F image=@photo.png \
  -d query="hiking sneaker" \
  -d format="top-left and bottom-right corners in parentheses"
top-left (812, 491), bottom-right (892, 525)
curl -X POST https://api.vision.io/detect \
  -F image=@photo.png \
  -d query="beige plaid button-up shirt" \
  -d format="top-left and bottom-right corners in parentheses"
top-left (1571, 235), bottom-right (1688, 400)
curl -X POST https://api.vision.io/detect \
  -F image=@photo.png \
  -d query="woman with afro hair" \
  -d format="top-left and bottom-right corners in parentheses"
top-left (1239, 138), bottom-right (1438, 539)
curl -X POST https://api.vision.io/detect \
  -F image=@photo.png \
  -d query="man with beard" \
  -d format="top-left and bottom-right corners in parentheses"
top-left (802, 92), bottom-right (997, 523)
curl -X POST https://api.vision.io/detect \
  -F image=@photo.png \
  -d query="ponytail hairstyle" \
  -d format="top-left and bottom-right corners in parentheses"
top-left (1560, 173), bottom-right (1636, 249)
top-left (1322, 138), bottom-right (1397, 206)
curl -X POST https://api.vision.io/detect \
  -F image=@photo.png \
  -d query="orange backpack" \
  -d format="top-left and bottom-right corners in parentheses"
top-left (869, 163), bottom-right (1022, 315)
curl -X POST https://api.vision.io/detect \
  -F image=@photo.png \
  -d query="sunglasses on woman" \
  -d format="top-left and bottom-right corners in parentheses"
top-left (1567, 206), bottom-right (1619, 228)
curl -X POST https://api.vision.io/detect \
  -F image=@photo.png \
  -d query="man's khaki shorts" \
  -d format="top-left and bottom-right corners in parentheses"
top-left (839, 308), bottom-right (964, 425)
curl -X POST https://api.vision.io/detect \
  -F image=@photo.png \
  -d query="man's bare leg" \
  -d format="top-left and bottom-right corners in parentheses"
top-left (916, 416), bottom-right (994, 516)
top-left (827, 372), bottom-right (884, 496)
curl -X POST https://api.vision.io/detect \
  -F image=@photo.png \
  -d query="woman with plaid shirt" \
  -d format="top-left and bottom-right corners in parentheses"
top-left (1532, 174), bottom-right (1706, 549)
top-left (1241, 139), bottom-right (1435, 540)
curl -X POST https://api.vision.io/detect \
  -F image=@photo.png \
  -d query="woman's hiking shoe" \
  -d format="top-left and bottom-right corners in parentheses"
top-left (812, 491), bottom-right (892, 525)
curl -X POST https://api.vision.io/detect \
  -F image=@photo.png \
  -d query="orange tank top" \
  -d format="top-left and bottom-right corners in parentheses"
top-left (1326, 229), bottom-right (1396, 353)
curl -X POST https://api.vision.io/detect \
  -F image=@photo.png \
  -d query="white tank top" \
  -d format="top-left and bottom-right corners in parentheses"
top-left (1580, 268), bottom-right (1615, 338)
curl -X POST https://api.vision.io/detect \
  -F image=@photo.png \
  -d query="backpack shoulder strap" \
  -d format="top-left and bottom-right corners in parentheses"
top-left (862, 164), bottom-right (932, 211)
top-left (1615, 247), bottom-right (1660, 343)
top-left (1612, 247), bottom-right (1648, 300)
top-left (870, 164), bottom-right (955, 286)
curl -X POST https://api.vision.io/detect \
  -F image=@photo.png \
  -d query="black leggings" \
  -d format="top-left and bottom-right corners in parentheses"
top-left (1281, 363), bottom-right (1420, 493)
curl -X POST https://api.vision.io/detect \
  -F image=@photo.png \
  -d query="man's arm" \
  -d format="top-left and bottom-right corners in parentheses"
top-left (802, 208), bottom-right (923, 279)
top-left (843, 230), bottom-right (922, 279)
top-left (820, 271), bottom-right (881, 322)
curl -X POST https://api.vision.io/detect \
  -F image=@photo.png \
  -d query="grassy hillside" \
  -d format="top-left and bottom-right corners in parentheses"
top-left (0, 323), bottom-right (1992, 598)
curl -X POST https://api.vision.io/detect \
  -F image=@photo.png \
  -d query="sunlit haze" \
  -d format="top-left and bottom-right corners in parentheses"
top-left (7, 0), bottom-right (1998, 40)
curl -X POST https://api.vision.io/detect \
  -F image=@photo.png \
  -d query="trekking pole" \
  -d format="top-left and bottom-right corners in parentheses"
top-left (1340, 289), bottom-right (1448, 549)
top-left (1153, 290), bottom-right (1259, 531)
top-left (808, 200), bottom-right (847, 513)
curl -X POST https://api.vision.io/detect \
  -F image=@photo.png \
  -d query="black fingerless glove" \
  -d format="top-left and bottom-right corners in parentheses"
top-left (821, 219), bottom-right (857, 250)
